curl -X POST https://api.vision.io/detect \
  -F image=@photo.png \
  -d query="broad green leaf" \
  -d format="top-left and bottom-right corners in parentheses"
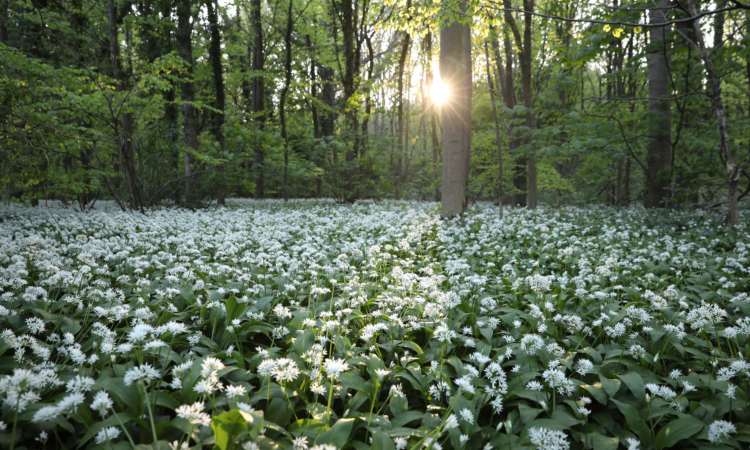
top-left (318, 418), bottom-right (356, 448)
top-left (655, 415), bottom-right (704, 449)
top-left (619, 372), bottom-right (645, 400)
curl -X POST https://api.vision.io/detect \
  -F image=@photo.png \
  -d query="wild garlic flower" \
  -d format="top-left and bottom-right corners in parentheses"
top-left (323, 358), bottom-right (349, 380)
top-left (176, 402), bottom-right (211, 426)
top-left (528, 427), bottom-right (570, 450)
top-left (707, 420), bottom-right (736, 443)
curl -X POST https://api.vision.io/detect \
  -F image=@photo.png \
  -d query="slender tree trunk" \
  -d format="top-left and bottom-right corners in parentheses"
top-left (645, 0), bottom-right (672, 208)
top-left (497, 26), bottom-right (518, 206)
top-left (686, 0), bottom-right (738, 225)
top-left (522, 0), bottom-right (537, 208)
top-left (0, 0), bottom-right (8, 43)
top-left (484, 40), bottom-right (504, 205)
top-left (306, 35), bottom-right (321, 139)
top-left (396, 22), bottom-right (411, 198)
top-left (108, 0), bottom-right (141, 211)
top-left (440, 0), bottom-right (471, 217)
top-left (340, 0), bottom-right (358, 161)
top-left (361, 32), bottom-right (375, 155)
top-left (503, 0), bottom-right (526, 206)
top-left (250, 0), bottom-right (266, 197)
top-left (425, 32), bottom-right (441, 201)
top-left (176, 0), bottom-right (198, 206)
top-left (206, 0), bottom-right (226, 205)
top-left (280, 0), bottom-right (293, 200)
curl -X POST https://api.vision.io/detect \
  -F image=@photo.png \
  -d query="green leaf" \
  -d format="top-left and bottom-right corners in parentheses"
top-left (583, 432), bottom-right (619, 450)
top-left (211, 408), bottom-right (262, 450)
top-left (370, 430), bottom-right (395, 450)
top-left (341, 372), bottom-right (372, 394)
top-left (529, 409), bottom-right (582, 430)
top-left (519, 403), bottom-right (543, 424)
top-left (655, 415), bottom-right (704, 449)
top-left (318, 418), bottom-right (356, 448)
top-left (612, 399), bottom-right (651, 443)
top-left (581, 382), bottom-right (608, 405)
top-left (619, 372), bottom-right (646, 400)
top-left (599, 376), bottom-right (622, 397)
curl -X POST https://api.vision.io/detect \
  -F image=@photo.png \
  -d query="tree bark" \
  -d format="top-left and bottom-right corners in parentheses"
top-left (280, 0), bottom-right (293, 200)
top-left (206, 0), bottom-right (226, 205)
top-left (522, 0), bottom-right (537, 208)
top-left (645, 0), bottom-right (672, 208)
top-left (395, 22), bottom-right (411, 198)
top-left (339, 0), bottom-right (359, 162)
top-left (686, 0), bottom-right (738, 225)
top-left (440, 0), bottom-right (471, 217)
top-left (361, 32), bottom-right (375, 155)
top-left (108, 0), bottom-right (142, 211)
top-left (425, 31), bottom-right (441, 201)
top-left (176, 0), bottom-right (198, 206)
top-left (250, 0), bottom-right (266, 197)
top-left (1, 0), bottom-right (9, 43)
top-left (319, 65), bottom-right (336, 137)
top-left (306, 35), bottom-right (321, 139)
top-left (484, 39), bottom-right (504, 205)
top-left (502, 0), bottom-right (527, 206)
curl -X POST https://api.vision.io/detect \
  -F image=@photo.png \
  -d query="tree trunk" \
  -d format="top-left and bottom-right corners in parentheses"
top-left (502, 0), bottom-right (526, 206)
top-left (440, 0), bottom-right (471, 217)
top-left (340, 0), bottom-right (359, 162)
top-left (396, 22), bottom-right (411, 198)
top-left (484, 40), bottom-right (504, 205)
top-left (206, 0), bottom-right (226, 205)
top-left (250, 0), bottom-right (266, 197)
top-left (319, 65), bottom-right (336, 137)
top-left (522, 0), bottom-right (537, 208)
top-left (361, 32), bottom-right (375, 155)
top-left (108, 0), bottom-right (141, 211)
top-left (645, 0), bottom-right (672, 208)
top-left (280, 0), bottom-right (293, 200)
top-left (1, 0), bottom-right (8, 43)
top-left (176, 0), bottom-right (198, 206)
top-left (306, 35), bottom-right (321, 139)
top-left (686, 0), bottom-right (738, 225)
top-left (425, 32), bottom-right (441, 201)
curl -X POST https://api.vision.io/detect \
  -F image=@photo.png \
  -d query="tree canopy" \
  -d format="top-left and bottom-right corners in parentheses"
top-left (0, 0), bottom-right (748, 221)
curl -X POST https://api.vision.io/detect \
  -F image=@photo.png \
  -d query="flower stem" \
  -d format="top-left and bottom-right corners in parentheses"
top-left (143, 384), bottom-right (159, 444)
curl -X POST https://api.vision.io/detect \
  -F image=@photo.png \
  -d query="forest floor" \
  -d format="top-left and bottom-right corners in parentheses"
top-left (0, 201), bottom-right (749, 450)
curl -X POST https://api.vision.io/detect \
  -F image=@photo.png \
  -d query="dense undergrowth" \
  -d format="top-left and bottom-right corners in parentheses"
top-left (0, 201), bottom-right (748, 450)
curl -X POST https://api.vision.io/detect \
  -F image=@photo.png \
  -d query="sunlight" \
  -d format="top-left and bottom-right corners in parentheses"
top-left (428, 77), bottom-right (451, 107)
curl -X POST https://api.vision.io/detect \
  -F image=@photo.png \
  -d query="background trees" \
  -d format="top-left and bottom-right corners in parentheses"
top-left (0, 0), bottom-right (748, 221)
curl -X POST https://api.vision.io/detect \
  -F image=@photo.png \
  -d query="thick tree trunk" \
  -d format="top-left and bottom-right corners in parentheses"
top-left (484, 40), bottom-right (504, 205)
top-left (108, 0), bottom-right (141, 211)
top-left (280, 0), bottom-right (293, 200)
top-left (250, 0), bottom-right (266, 197)
top-left (319, 65), bottom-right (336, 137)
top-left (440, 0), bottom-right (471, 217)
top-left (686, 0), bottom-right (738, 225)
top-left (645, 0), bottom-right (672, 208)
top-left (206, 0), bottom-right (226, 205)
top-left (176, 0), bottom-right (198, 206)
